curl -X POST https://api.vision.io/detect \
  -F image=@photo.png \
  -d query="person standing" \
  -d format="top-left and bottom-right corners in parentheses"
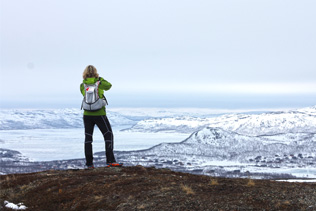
top-left (80, 65), bottom-right (122, 168)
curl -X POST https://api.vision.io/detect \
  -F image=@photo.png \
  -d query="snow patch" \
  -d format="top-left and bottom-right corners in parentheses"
top-left (4, 201), bottom-right (27, 210)
top-left (276, 179), bottom-right (316, 183)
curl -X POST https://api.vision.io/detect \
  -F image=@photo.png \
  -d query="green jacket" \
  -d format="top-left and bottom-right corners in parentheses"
top-left (80, 77), bottom-right (112, 116)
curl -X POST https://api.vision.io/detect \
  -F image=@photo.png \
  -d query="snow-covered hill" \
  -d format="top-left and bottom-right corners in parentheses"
top-left (131, 127), bottom-right (316, 162)
top-left (125, 106), bottom-right (316, 135)
top-left (114, 126), bottom-right (316, 178)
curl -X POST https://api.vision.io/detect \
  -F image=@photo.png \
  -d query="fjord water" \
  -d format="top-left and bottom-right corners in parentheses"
top-left (0, 128), bottom-right (189, 161)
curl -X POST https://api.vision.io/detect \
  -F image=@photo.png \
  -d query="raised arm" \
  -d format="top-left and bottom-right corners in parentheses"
top-left (99, 77), bottom-right (112, 91)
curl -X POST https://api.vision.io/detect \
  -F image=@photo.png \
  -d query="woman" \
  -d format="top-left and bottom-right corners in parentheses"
top-left (80, 65), bottom-right (122, 168)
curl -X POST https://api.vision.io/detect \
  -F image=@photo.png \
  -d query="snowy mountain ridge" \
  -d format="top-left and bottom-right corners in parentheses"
top-left (1, 106), bottom-right (314, 133)
top-left (0, 109), bottom-right (135, 130)
top-left (125, 106), bottom-right (316, 135)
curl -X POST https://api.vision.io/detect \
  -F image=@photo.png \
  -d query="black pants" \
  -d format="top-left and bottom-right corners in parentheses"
top-left (83, 115), bottom-right (116, 166)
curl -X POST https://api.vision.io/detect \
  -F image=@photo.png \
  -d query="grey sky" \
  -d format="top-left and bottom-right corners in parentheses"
top-left (1, 0), bottom-right (316, 108)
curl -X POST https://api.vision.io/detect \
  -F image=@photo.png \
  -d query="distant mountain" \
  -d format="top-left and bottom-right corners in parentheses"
top-left (125, 106), bottom-right (316, 135)
top-left (0, 107), bottom-right (222, 130)
top-left (208, 106), bottom-right (316, 136)
top-left (0, 109), bottom-right (136, 130)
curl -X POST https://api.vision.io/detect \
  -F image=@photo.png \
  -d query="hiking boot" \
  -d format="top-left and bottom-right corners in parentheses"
top-left (107, 162), bottom-right (123, 167)
top-left (86, 165), bottom-right (95, 169)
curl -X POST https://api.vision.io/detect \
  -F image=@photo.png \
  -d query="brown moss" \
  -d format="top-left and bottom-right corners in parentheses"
top-left (210, 178), bottom-right (219, 186)
top-left (0, 167), bottom-right (315, 211)
top-left (247, 179), bottom-right (256, 187)
top-left (181, 184), bottom-right (195, 195)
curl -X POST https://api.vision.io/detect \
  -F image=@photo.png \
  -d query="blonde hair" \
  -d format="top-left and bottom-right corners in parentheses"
top-left (83, 65), bottom-right (99, 79)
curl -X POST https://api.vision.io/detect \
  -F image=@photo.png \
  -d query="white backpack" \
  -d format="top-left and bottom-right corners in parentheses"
top-left (81, 81), bottom-right (108, 111)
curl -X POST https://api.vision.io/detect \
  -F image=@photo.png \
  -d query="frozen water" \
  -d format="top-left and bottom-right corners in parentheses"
top-left (0, 128), bottom-right (189, 161)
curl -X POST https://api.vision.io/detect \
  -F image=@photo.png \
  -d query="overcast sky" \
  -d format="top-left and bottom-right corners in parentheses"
top-left (1, 0), bottom-right (315, 108)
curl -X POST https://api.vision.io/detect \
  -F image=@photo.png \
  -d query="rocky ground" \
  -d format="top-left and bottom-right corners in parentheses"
top-left (1, 166), bottom-right (316, 211)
